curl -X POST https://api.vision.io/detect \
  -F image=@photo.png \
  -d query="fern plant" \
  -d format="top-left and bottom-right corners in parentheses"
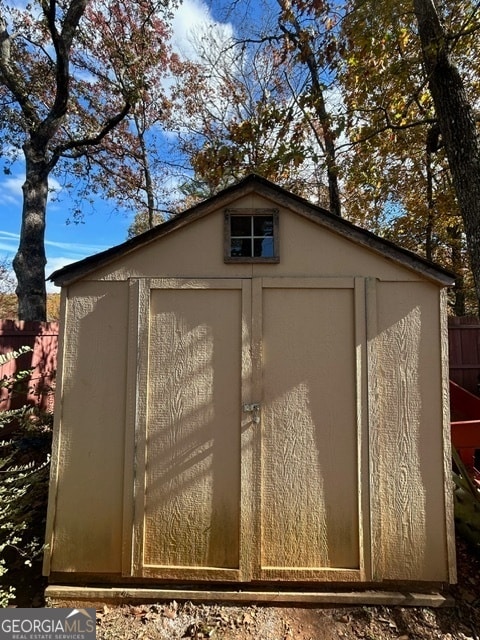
top-left (0, 346), bottom-right (54, 606)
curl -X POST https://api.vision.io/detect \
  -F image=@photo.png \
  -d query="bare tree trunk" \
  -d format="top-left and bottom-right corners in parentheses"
top-left (277, 0), bottom-right (342, 216)
top-left (13, 140), bottom-right (48, 321)
top-left (414, 0), bottom-right (480, 309)
top-left (425, 145), bottom-right (434, 262)
top-left (133, 112), bottom-right (157, 230)
top-left (310, 87), bottom-right (341, 217)
top-left (1, 1), bottom-right (131, 321)
top-left (448, 225), bottom-right (466, 316)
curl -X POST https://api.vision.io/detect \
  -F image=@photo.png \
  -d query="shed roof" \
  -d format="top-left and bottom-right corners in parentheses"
top-left (50, 174), bottom-right (455, 287)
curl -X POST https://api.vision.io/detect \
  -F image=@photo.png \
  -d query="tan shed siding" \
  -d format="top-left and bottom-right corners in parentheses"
top-left (261, 286), bottom-right (359, 570)
top-left (88, 198), bottom-right (258, 282)
top-left (143, 287), bottom-right (242, 570)
top-left (273, 213), bottom-right (421, 281)
top-left (85, 197), bottom-right (423, 285)
top-left (44, 184), bottom-right (455, 589)
top-left (370, 282), bottom-right (448, 582)
top-left (50, 281), bottom-right (129, 573)
top-left (43, 289), bottom-right (69, 576)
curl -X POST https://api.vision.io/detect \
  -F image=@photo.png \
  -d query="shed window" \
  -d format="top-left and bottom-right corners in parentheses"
top-left (225, 209), bottom-right (279, 263)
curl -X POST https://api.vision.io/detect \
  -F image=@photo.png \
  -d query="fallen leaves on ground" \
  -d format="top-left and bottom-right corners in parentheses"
top-left (95, 537), bottom-right (480, 640)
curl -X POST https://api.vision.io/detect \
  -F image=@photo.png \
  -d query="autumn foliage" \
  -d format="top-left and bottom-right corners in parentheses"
top-left (1, 0), bottom-right (480, 315)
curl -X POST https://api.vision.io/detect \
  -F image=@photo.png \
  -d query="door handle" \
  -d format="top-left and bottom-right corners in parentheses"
top-left (243, 403), bottom-right (261, 424)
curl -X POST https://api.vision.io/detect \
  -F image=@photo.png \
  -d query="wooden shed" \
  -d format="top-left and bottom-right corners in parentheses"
top-left (44, 175), bottom-right (456, 605)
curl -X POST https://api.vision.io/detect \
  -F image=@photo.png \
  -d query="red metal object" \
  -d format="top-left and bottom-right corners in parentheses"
top-left (450, 380), bottom-right (480, 469)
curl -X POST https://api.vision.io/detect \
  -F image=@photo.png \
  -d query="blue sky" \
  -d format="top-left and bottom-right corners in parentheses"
top-left (0, 0), bottom-right (235, 292)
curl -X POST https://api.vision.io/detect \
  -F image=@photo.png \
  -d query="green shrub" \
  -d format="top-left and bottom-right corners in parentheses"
top-left (453, 446), bottom-right (480, 559)
top-left (0, 347), bottom-right (54, 606)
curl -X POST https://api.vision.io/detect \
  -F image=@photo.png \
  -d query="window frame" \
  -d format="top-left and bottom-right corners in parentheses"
top-left (224, 208), bottom-right (280, 263)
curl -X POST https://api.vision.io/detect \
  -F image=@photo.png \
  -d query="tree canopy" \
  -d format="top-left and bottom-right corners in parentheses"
top-left (336, 0), bottom-right (480, 312)
top-left (0, 0), bottom-right (179, 320)
top-left (1, 0), bottom-right (480, 316)
top-left (200, 0), bottom-right (480, 312)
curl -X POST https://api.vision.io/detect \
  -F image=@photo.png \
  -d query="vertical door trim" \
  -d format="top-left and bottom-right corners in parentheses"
top-left (247, 277), bottom-right (264, 580)
top-left (355, 277), bottom-right (372, 581)
top-left (239, 279), bottom-right (256, 581)
top-left (123, 277), bottom-right (150, 576)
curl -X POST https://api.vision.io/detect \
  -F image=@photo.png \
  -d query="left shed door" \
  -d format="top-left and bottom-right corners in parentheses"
top-left (126, 278), bottom-right (252, 581)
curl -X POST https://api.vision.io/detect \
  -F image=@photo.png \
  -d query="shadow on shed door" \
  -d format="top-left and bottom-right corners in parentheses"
top-left (126, 277), bottom-right (369, 583)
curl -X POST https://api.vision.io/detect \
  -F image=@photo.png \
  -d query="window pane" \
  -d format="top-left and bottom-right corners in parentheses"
top-left (225, 211), bottom-right (278, 261)
top-left (231, 238), bottom-right (252, 257)
top-left (230, 216), bottom-right (252, 237)
top-left (254, 237), bottom-right (274, 257)
top-left (254, 216), bottom-right (274, 237)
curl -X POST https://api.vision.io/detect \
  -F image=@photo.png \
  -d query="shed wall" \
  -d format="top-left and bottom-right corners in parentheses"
top-left (44, 195), bottom-right (454, 585)
top-left (48, 281), bottom-right (129, 573)
top-left (370, 281), bottom-right (453, 582)
top-left (85, 195), bottom-right (422, 284)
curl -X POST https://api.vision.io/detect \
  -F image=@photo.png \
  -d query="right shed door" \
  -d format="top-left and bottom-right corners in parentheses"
top-left (254, 277), bottom-right (369, 581)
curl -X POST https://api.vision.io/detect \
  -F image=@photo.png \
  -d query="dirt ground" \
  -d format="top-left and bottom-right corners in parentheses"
top-left (7, 535), bottom-right (480, 639)
top-left (91, 537), bottom-right (480, 640)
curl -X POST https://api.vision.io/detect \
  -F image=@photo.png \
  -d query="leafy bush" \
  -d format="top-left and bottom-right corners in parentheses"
top-left (0, 346), bottom-right (54, 606)
top-left (453, 446), bottom-right (480, 560)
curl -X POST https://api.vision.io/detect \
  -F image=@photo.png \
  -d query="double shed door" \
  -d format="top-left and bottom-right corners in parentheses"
top-left (125, 277), bottom-right (370, 582)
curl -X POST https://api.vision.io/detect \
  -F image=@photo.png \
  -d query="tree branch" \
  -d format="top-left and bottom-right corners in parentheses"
top-left (49, 101), bottom-right (132, 168)
top-left (447, 21), bottom-right (480, 42)
top-left (0, 15), bottom-right (40, 127)
top-left (61, 0), bottom-right (89, 50)
top-left (37, 0), bottom-right (88, 145)
top-left (447, 0), bottom-right (480, 43)
top-left (336, 109), bottom-right (437, 152)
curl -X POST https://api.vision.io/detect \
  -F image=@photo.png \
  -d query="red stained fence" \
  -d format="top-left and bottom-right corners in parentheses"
top-left (448, 316), bottom-right (480, 396)
top-left (0, 316), bottom-right (478, 412)
top-left (0, 320), bottom-right (58, 415)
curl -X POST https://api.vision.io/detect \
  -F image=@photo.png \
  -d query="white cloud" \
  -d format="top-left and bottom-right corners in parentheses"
top-left (45, 256), bottom-right (72, 292)
top-left (1, 175), bottom-right (23, 204)
top-left (0, 171), bottom-right (62, 207)
top-left (0, 229), bottom-right (110, 278)
top-left (0, 234), bottom-right (78, 292)
top-left (49, 176), bottom-right (61, 194)
top-left (46, 256), bottom-right (73, 274)
top-left (0, 230), bottom-right (20, 254)
top-left (44, 238), bottom-right (110, 258)
top-left (172, 0), bottom-right (234, 59)
top-left (0, 254), bottom-right (80, 294)
top-left (46, 281), bottom-right (60, 293)
top-left (0, 230), bottom-right (20, 240)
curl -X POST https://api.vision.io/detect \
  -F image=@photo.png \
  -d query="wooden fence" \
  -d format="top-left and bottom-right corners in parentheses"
top-left (0, 320), bottom-right (58, 413)
top-left (0, 317), bottom-right (479, 416)
top-left (448, 316), bottom-right (480, 396)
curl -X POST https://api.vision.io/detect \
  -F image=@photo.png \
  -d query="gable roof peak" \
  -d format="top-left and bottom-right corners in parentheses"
top-left (49, 176), bottom-right (455, 287)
